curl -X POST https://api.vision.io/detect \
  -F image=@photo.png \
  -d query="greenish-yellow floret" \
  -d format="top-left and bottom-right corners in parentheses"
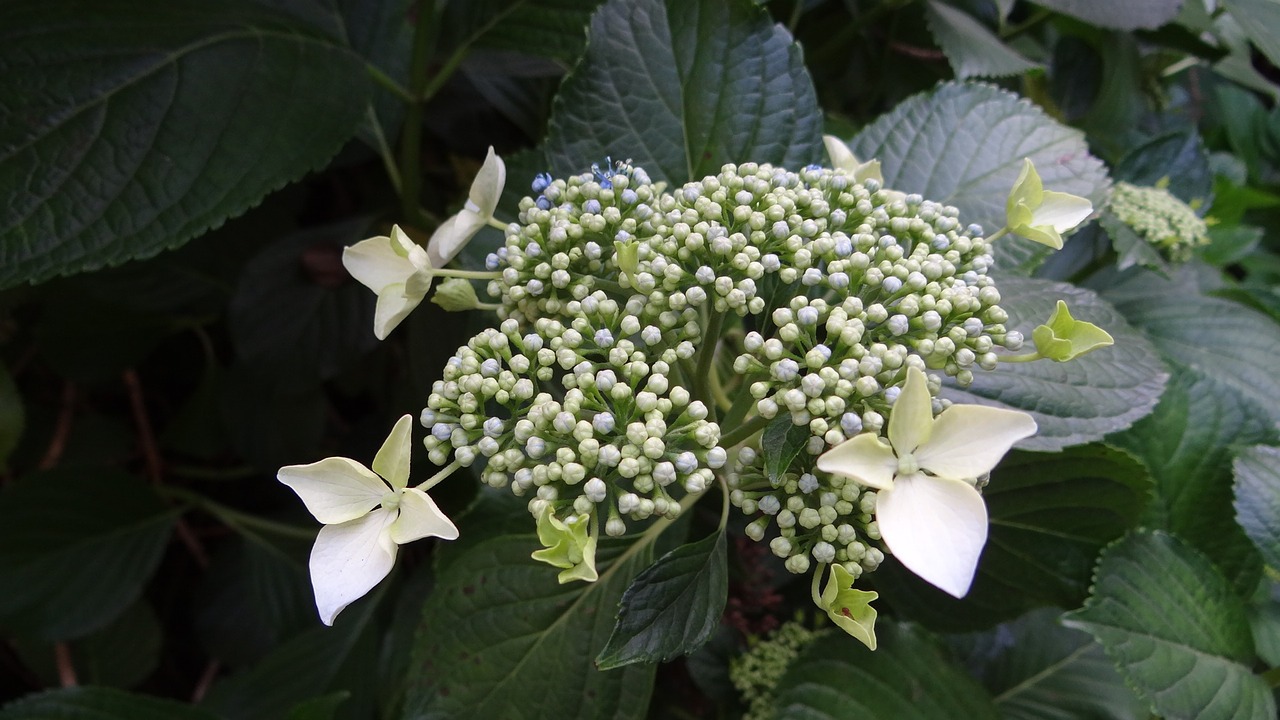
top-left (729, 620), bottom-right (823, 720)
top-left (1109, 181), bottom-right (1209, 262)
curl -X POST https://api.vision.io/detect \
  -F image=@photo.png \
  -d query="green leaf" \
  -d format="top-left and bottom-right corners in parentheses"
top-left (1100, 265), bottom-right (1280, 427)
top-left (942, 276), bottom-right (1167, 452)
top-left (544, 0), bottom-right (822, 184)
top-left (1064, 530), bottom-right (1276, 720)
top-left (1234, 445), bottom-right (1280, 570)
top-left (1033, 0), bottom-right (1184, 29)
top-left (1111, 372), bottom-right (1275, 592)
top-left (458, 0), bottom-right (603, 61)
top-left (1113, 131), bottom-right (1213, 205)
top-left (760, 416), bottom-right (809, 485)
top-left (0, 469), bottom-right (176, 640)
top-left (0, 0), bottom-right (372, 289)
top-left (1099, 211), bottom-right (1170, 274)
top-left (10, 600), bottom-right (162, 689)
top-left (773, 623), bottom-right (1000, 719)
top-left (201, 589), bottom-right (379, 720)
top-left (850, 82), bottom-right (1110, 274)
top-left (0, 687), bottom-right (222, 720)
top-left (0, 364), bottom-right (23, 468)
top-left (596, 530), bottom-right (727, 669)
top-left (287, 692), bottom-right (350, 720)
top-left (228, 219), bottom-right (379, 383)
top-left (1201, 226), bottom-right (1264, 267)
top-left (960, 607), bottom-right (1144, 720)
top-left (923, 1), bottom-right (1040, 79)
top-left (1222, 0), bottom-right (1280, 72)
top-left (873, 445), bottom-right (1150, 632)
top-left (404, 535), bottom-right (656, 719)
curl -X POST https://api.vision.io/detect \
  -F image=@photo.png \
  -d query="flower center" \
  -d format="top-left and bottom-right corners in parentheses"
top-left (896, 453), bottom-right (919, 476)
top-left (380, 491), bottom-right (401, 510)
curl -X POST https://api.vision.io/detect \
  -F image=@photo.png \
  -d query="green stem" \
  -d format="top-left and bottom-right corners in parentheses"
top-left (999, 7), bottom-right (1051, 39)
top-left (162, 486), bottom-right (317, 540)
top-left (487, 217), bottom-right (508, 231)
top-left (397, 2), bottom-right (443, 228)
top-left (984, 227), bottom-right (1009, 244)
top-left (414, 459), bottom-right (461, 492)
top-left (366, 63), bottom-right (414, 103)
top-left (717, 475), bottom-right (731, 531)
top-left (810, 562), bottom-right (828, 606)
top-left (707, 364), bottom-right (733, 413)
top-left (365, 105), bottom-right (402, 194)
top-left (720, 377), bottom-right (760, 433)
top-left (475, 301), bottom-right (503, 311)
top-left (694, 310), bottom-right (725, 405)
top-left (999, 351), bottom-right (1043, 363)
top-left (432, 268), bottom-right (502, 280)
top-left (720, 414), bottom-right (771, 449)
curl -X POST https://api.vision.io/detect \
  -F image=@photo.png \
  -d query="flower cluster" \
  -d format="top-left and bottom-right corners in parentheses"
top-left (1108, 181), bottom-right (1209, 262)
top-left (729, 620), bottom-right (822, 720)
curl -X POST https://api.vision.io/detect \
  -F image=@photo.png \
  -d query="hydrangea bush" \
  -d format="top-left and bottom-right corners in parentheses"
top-left (1, 1), bottom-right (1278, 719)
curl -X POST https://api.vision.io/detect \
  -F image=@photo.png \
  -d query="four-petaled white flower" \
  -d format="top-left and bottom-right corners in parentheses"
top-left (816, 367), bottom-right (1036, 597)
top-left (1004, 158), bottom-right (1094, 250)
top-left (278, 414), bottom-right (459, 625)
top-left (342, 147), bottom-right (505, 339)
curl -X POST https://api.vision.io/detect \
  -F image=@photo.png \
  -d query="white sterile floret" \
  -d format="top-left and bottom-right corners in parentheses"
top-left (816, 367), bottom-right (1036, 597)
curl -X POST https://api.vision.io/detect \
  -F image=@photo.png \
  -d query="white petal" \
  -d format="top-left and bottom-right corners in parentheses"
top-left (816, 433), bottom-right (899, 490)
top-left (372, 283), bottom-right (425, 340)
top-left (310, 508), bottom-right (398, 625)
top-left (278, 458), bottom-right (386, 524)
top-left (1035, 190), bottom-right (1094, 233)
top-left (389, 487), bottom-right (460, 544)
top-left (915, 404), bottom-right (1037, 480)
top-left (876, 473), bottom-right (987, 597)
top-left (468, 146), bottom-right (506, 218)
top-left (823, 135), bottom-right (858, 172)
top-left (887, 367), bottom-right (933, 455)
top-left (373, 414), bottom-right (414, 490)
top-left (426, 211), bottom-right (487, 268)
top-left (343, 236), bottom-right (416, 293)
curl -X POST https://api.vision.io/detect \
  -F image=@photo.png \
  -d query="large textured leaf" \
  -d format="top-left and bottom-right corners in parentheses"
top-left (923, 1), bottom-right (1039, 79)
top-left (960, 608), bottom-right (1144, 720)
top-left (773, 623), bottom-right (1000, 719)
top-left (942, 277), bottom-right (1167, 452)
top-left (850, 82), bottom-right (1109, 273)
top-left (403, 535), bottom-right (656, 719)
top-left (544, 0), bottom-right (823, 184)
top-left (0, 688), bottom-right (221, 720)
top-left (1110, 372), bottom-right (1275, 592)
top-left (1065, 531), bottom-right (1275, 720)
top-left (1222, 0), bottom-right (1280, 70)
top-left (452, 0), bottom-right (603, 61)
top-left (0, 0), bottom-right (372, 288)
top-left (1033, 0), bottom-right (1184, 29)
top-left (1234, 445), bottom-right (1280, 570)
top-left (10, 600), bottom-right (162, 689)
top-left (596, 530), bottom-right (727, 669)
top-left (0, 469), bottom-right (176, 640)
top-left (872, 445), bottom-right (1150, 633)
top-left (1100, 265), bottom-right (1280, 426)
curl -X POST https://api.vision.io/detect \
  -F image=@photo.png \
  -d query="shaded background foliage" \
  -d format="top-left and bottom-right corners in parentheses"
top-left (1, 0), bottom-right (1280, 718)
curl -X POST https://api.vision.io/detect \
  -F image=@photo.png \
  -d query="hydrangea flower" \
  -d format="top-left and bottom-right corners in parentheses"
top-left (815, 563), bottom-right (878, 649)
top-left (278, 415), bottom-right (458, 625)
top-left (531, 507), bottom-right (598, 583)
top-left (1004, 158), bottom-right (1093, 249)
top-left (816, 367), bottom-right (1036, 597)
top-left (342, 147), bottom-right (505, 339)
top-left (822, 135), bottom-right (883, 184)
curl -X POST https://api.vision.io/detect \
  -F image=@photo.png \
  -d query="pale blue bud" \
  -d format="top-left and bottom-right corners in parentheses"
top-left (798, 473), bottom-right (819, 494)
top-left (675, 451), bottom-right (698, 474)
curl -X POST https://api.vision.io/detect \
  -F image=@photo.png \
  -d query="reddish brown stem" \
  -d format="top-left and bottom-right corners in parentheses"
top-left (37, 382), bottom-right (76, 471)
top-left (54, 642), bottom-right (77, 687)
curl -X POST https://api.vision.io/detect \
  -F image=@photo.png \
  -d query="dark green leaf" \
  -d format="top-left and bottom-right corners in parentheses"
top-left (1098, 211), bottom-right (1170, 274)
top-left (873, 445), bottom-right (1150, 632)
top-left (1064, 530), bottom-right (1275, 720)
top-left (0, 687), bottom-right (221, 720)
top-left (1114, 131), bottom-right (1213, 204)
top-left (0, 0), bottom-right (372, 288)
top-left (404, 535), bottom-right (656, 719)
top-left (774, 623), bottom-right (1000, 719)
top-left (10, 600), bottom-right (162, 689)
top-left (228, 219), bottom-right (379, 383)
top-left (466, 0), bottom-right (603, 61)
top-left (760, 416), bottom-right (809, 485)
top-left (943, 277), bottom-right (1167, 452)
top-left (1234, 445), bottom-right (1280, 570)
top-left (544, 0), bottom-right (823, 184)
top-left (1110, 372), bottom-right (1275, 592)
top-left (850, 82), bottom-right (1110, 274)
top-left (1201, 226), bottom-right (1264, 267)
top-left (288, 692), bottom-right (350, 720)
top-left (1034, 0), bottom-right (1183, 29)
top-left (596, 530), bottom-right (727, 669)
top-left (923, 1), bottom-right (1039, 79)
top-left (0, 469), bottom-right (176, 640)
top-left (960, 607), bottom-right (1144, 720)
top-left (201, 590), bottom-right (379, 720)
top-left (219, 366), bottom-right (326, 471)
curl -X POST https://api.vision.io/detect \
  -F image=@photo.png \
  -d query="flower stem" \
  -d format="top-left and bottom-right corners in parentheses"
top-left (719, 414), bottom-right (771, 449)
top-left (415, 459), bottom-right (462, 492)
top-left (432, 268), bottom-right (502, 280)
top-left (694, 310), bottom-right (724, 405)
top-left (984, 227), bottom-right (1009, 244)
top-left (161, 486), bottom-right (317, 540)
top-left (717, 475), bottom-right (731, 531)
top-left (810, 562), bottom-right (828, 606)
top-left (999, 351), bottom-right (1043, 363)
